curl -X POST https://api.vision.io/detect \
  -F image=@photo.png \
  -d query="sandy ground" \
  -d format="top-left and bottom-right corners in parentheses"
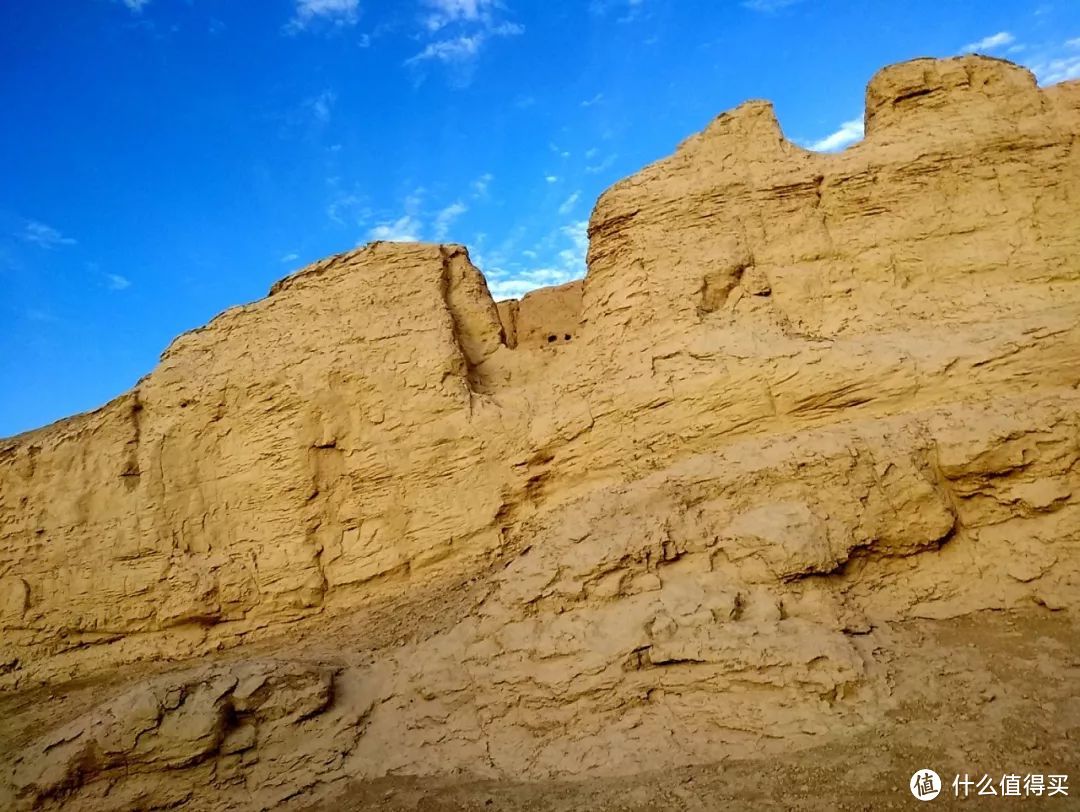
top-left (307, 610), bottom-right (1080, 811)
top-left (2, 609), bottom-right (1076, 810)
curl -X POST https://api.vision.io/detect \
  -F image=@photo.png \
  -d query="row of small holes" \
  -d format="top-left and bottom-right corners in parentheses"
top-left (547, 334), bottom-right (572, 343)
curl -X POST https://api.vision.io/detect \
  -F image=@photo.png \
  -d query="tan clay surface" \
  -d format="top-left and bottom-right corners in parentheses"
top-left (1, 55), bottom-right (1079, 809)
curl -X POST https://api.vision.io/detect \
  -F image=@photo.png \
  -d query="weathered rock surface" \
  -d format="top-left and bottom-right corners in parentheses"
top-left (2, 56), bottom-right (1079, 809)
top-left (10, 660), bottom-right (364, 811)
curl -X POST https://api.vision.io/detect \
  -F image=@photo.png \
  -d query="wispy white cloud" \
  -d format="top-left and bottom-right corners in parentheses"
top-left (961, 31), bottom-right (1015, 52)
top-left (557, 220), bottom-right (588, 275)
top-left (620, 0), bottom-right (646, 23)
top-left (433, 201), bottom-right (467, 240)
top-left (422, 0), bottom-right (496, 31)
top-left (484, 220), bottom-right (589, 300)
top-left (589, 0), bottom-right (646, 21)
top-left (581, 93), bottom-right (604, 108)
top-left (808, 117), bottom-right (864, 152)
top-left (286, 0), bottom-right (359, 33)
top-left (306, 90), bottom-right (337, 123)
top-left (407, 22), bottom-right (523, 66)
top-left (117, 0), bottom-right (151, 12)
top-left (558, 191), bottom-right (580, 215)
top-left (742, 0), bottom-right (803, 12)
top-left (87, 261), bottom-right (131, 291)
top-left (407, 1), bottom-right (523, 80)
top-left (1033, 53), bottom-right (1080, 84)
top-left (281, 252), bottom-right (300, 263)
top-left (585, 153), bottom-right (618, 174)
top-left (981, 34), bottom-right (1080, 86)
top-left (326, 193), bottom-right (371, 227)
top-left (471, 172), bottom-right (493, 198)
top-left (21, 220), bottom-right (76, 248)
top-left (403, 187), bottom-right (426, 216)
top-left (408, 34), bottom-right (485, 64)
top-left (487, 269), bottom-right (573, 299)
top-left (368, 215), bottom-right (421, 242)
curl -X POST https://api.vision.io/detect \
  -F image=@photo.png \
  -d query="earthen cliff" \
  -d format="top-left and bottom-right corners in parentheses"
top-left (2, 56), bottom-right (1079, 809)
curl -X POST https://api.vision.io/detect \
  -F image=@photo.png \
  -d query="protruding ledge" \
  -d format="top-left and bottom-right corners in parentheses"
top-left (675, 100), bottom-right (788, 160)
top-left (864, 55), bottom-right (1039, 136)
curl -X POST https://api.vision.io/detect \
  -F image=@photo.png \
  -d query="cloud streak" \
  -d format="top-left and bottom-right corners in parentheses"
top-left (407, 23), bottom-right (523, 66)
top-left (1033, 54), bottom-right (1080, 84)
top-left (961, 31), bottom-right (1015, 52)
top-left (286, 0), bottom-right (359, 33)
top-left (585, 153), bottom-right (617, 174)
top-left (808, 117), bottom-right (864, 152)
top-left (434, 201), bottom-right (467, 240)
top-left (21, 220), bottom-right (76, 249)
top-left (742, 0), bottom-right (803, 12)
top-left (407, 2), bottom-right (523, 79)
top-left (408, 34), bottom-right (484, 64)
top-left (471, 172), bottom-right (493, 198)
top-left (368, 215), bottom-right (421, 242)
top-left (966, 33), bottom-right (1080, 87)
top-left (484, 220), bottom-right (589, 300)
top-left (307, 90), bottom-right (336, 123)
top-left (422, 0), bottom-right (497, 31)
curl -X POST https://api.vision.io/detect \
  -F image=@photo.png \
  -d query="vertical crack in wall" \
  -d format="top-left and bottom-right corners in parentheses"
top-left (439, 245), bottom-right (506, 396)
top-left (120, 390), bottom-right (144, 492)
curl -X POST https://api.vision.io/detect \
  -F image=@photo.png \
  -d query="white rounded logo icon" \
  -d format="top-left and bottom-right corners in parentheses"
top-left (911, 769), bottom-right (942, 801)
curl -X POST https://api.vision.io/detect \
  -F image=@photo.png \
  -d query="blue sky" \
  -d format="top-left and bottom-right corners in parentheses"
top-left (2, 1), bottom-right (1079, 436)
